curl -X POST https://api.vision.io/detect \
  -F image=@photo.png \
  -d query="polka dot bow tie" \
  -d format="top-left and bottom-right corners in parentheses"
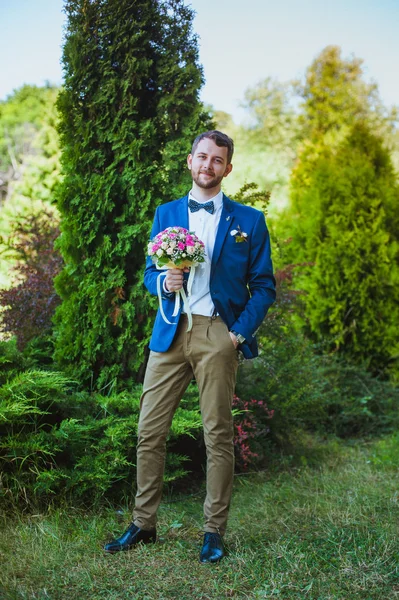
top-left (188, 198), bottom-right (215, 215)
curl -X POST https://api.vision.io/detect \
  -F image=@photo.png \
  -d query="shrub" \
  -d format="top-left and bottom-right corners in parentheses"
top-left (0, 358), bottom-right (202, 508)
top-left (233, 395), bottom-right (274, 471)
top-left (0, 210), bottom-right (62, 349)
top-left (321, 359), bottom-right (399, 437)
top-left (280, 124), bottom-right (399, 374)
top-left (237, 314), bottom-right (399, 445)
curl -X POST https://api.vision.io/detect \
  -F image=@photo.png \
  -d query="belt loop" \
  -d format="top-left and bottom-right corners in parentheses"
top-left (211, 307), bottom-right (217, 321)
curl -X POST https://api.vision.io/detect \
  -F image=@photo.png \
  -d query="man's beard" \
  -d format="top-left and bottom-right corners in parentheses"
top-left (192, 170), bottom-right (224, 190)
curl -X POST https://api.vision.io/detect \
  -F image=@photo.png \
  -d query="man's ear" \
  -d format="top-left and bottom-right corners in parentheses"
top-left (224, 163), bottom-right (233, 178)
top-left (187, 154), bottom-right (193, 170)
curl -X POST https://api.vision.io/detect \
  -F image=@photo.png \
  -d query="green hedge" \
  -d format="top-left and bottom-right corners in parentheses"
top-left (0, 343), bottom-right (202, 508)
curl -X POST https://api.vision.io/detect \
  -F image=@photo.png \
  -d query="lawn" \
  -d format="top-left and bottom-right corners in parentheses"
top-left (1, 438), bottom-right (399, 599)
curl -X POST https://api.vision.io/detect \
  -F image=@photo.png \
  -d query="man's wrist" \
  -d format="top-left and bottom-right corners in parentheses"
top-left (230, 330), bottom-right (245, 344)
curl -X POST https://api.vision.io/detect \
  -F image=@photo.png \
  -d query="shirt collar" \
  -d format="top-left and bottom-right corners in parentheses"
top-left (188, 189), bottom-right (223, 212)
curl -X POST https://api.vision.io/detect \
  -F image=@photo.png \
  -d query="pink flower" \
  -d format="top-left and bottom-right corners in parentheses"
top-left (177, 242), bottom-right (185, 250)
top-left (152, 244), bottom-right (160, 253)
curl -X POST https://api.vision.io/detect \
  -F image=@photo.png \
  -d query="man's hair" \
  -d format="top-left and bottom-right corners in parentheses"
top-left (191, 130), bottom-right (234, 164)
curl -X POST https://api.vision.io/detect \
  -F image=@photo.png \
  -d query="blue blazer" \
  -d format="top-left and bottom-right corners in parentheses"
top-left (144, 194), bottom-right (276, 359)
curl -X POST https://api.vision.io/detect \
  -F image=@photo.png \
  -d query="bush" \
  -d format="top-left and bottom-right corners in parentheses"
top-left (236, 313), bottom-right (399, 445)
top-left (0, 352), bottom-right (203, 508)
top-left (0, 210), bottom-right (62, 349)
top-left (321, 359), bottom-right (399, 437)
top-left (232, 394), bottom-right (274, 471)
top-left (237, 322), bottom-right (329, 445)
top-left (280, 124), bottom-right (399, 374)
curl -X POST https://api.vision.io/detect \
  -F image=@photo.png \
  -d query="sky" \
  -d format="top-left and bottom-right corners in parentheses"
top-left (0, 0), bottom-right (398, 123)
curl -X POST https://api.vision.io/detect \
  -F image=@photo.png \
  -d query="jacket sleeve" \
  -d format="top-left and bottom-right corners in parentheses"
top-left (230, 212), bottom-right (276, 341)
top-left (144, 207), bottom-right (175, 300)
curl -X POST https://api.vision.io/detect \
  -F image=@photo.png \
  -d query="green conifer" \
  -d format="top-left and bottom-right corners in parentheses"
top-left (54, 0), bottom-right (209, 388)
top-left (287, 124), bottom-right (399, 373)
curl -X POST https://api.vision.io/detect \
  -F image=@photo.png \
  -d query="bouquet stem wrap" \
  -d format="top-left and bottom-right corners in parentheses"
top-left (156, 266), bottom-right (196, 331)
top-left (148, 227), bottom-right (206, 334)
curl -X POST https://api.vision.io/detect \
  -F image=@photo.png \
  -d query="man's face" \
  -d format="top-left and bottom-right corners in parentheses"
top-left (187, 138), bottom-right (232, 190)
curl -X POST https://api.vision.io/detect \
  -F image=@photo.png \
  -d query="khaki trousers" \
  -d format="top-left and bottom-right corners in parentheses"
top-left (133, 314), bottom-right (239, 534)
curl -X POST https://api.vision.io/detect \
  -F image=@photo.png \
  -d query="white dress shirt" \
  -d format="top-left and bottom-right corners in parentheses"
top-left (185, 190), bottom-right (223, 316)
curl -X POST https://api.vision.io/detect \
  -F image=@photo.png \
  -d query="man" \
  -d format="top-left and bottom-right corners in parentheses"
top-left (104, 130), bottom-right (276, 562)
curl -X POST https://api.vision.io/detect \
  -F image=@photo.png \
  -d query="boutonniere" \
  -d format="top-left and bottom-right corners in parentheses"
top-left (230, 225), bottom-right (248, 243)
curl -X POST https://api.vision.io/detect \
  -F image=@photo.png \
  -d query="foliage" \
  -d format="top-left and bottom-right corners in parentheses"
top-left (370, 432), bottom-right (399, 468)
top-left (237, 318), bottom-right (399, 445)
top-left (219, 46), bottom-right (399, 210)
top-left (242, 76), bottom-right (300, 153)
top-left (237, 322), bottom-right (329, 444)
top-left (0, 209), bottom-right (63, 349)
top-left (0, 338), bottom-right (28, 386)
top-left (232, 394), bottom-right (274, 471)
top-left (232, 181), bottom-right (271, 213)
top-left (297, 45), bottom-right (398, 140)
top-left (321, 359), bottom-right (399, 438)
top-left (0, 84), bottom-right (59, 173)
top-left (281, 124), bottom-right (399, 373)
top-left (54, 0), bottom-right (211, 390)
top-left (236, 239), bottom-right (399, 444)
top-left (0, 85), bottom-right (61, 288)
top-left (0, 354), bottom-right (203, 508)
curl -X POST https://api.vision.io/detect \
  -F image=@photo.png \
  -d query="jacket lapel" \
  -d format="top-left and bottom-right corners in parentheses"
top-left (210, 194), bottom-right (235, 281)
top-left (174, 195), bottom-right (189, 230)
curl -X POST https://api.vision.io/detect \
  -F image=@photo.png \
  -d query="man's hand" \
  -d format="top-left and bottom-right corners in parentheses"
top-left (229, 332), bottom-right (239, 349)
top-left (165, 268), bottom-right (189, 292)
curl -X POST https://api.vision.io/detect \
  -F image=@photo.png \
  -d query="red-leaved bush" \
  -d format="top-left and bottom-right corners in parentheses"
top-left (233, 395), bottom-right (274, 471)
top-left (0, 211), bottom-right (63, 349)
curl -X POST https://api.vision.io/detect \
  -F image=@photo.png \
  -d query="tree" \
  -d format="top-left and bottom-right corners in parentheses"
top-left (54, 0), bottom-right (210, 389)
top-left (242, 76), bottom-right (299, 153)
top-left (298, 45), bottom-right (398, 140)
top-left (285, 124), bottom-right (399, 373)
top-left (0, 86), bottom-right (61, 288)
top-left (0, 85), bottom-right (59, 202)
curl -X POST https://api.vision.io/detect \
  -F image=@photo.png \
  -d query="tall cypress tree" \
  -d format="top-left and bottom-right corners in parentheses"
top-left (286, 124), bottom-right (399, 373)
top-left (54, 0), bottom-right (210, 388)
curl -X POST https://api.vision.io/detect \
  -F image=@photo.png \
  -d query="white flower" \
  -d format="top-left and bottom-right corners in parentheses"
top-left (166, 247), bottom-right (174, 255)
top-left (230, 229), bottom-right (238, 236)
top-left (161, 242), bottom-right (168, 249)
top-left (156, 248), bottom-right (163, 257)
top-left (187, 246), bottom-right (195, 255)
top-left (182, 253), bottom-right (187, 257)
top-left (169, 241), bottom-right (176, 248)
top-left (242, 232), bottom-right (248, 237)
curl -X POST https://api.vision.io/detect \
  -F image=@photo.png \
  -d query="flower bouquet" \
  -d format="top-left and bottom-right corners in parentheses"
top-left (148, 227), bottom-right (206, 331)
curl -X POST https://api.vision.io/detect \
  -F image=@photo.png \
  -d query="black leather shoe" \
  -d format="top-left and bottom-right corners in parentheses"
top-left (199, 532), bottom-right (225, 563)
top-left (104, 523), bottom-right (156, 553)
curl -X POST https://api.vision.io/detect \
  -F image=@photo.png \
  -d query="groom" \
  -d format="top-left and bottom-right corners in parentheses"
top-left (104, 130), bottom-right (276, 562)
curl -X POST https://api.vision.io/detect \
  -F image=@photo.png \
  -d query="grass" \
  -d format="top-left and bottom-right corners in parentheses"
top-left (1, 438), bottom-right (399, 599)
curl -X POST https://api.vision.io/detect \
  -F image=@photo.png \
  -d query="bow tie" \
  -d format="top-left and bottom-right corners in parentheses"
top-left (188, 198), bottom-right (215, 215)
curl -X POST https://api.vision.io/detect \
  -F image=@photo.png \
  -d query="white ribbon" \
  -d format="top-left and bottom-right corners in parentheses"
top-left (156, 265), bottom-right (196, 332)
